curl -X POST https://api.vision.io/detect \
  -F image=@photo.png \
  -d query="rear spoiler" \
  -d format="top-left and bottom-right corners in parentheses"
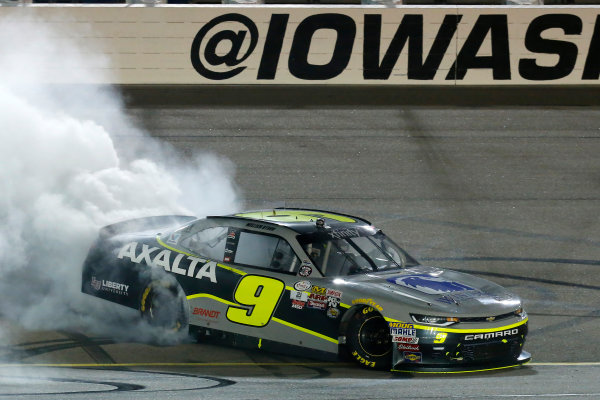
top-left (99, 215), bottom-right (196, 238)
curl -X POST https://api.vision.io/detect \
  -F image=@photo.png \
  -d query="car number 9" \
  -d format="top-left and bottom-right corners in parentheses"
top-left (226, 275), bottom-right (285, 327)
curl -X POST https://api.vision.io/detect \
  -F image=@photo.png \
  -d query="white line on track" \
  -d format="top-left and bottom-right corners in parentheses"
top-left (529, 362), bottom-right (600, 366)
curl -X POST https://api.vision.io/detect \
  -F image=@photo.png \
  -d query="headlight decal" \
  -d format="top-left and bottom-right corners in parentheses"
top-left (411, 314), bottom-right (459, 327)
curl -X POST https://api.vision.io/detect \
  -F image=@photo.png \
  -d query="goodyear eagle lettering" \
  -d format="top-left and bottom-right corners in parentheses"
top-left (352, 298), bottom-right (383, 312)
top-left (117, 242), bottom-right (217, 283)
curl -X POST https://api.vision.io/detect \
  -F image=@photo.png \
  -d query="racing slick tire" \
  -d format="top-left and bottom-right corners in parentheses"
top-left (140, 280), bottom-right (189, 337)
top-left (346, 306), bottom-right (392, 370)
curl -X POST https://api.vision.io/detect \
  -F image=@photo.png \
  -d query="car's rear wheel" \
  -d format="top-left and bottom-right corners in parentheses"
top-left (140, 280), bottom-right (188, 335)
top-left (345, 306), bottom-right (392, 370)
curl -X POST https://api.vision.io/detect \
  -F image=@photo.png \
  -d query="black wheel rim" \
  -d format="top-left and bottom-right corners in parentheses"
top-left (358, 316), bottom-right (392, 357)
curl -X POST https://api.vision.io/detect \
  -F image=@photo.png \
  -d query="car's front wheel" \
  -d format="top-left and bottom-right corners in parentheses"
top-left (345, 306), bottom-right (392, 370)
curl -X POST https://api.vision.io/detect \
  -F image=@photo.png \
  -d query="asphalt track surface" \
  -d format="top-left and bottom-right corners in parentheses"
top-left (2, 86), bottom-right (600, 399)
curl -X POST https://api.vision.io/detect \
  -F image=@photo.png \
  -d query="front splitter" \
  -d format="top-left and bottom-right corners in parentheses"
top-left (391, 351), bottom-right (531, 374)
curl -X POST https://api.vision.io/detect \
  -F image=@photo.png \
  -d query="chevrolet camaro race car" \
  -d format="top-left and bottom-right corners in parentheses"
top-left (82, 208), bottom-right (530, 372)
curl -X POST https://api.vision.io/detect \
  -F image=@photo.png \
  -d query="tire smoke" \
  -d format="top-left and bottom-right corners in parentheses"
top-left (0, 14), bottom-right (240, 354)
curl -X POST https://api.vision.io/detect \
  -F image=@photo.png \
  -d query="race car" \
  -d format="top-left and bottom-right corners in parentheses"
top-left (81, 208), bottom-right (530, 372)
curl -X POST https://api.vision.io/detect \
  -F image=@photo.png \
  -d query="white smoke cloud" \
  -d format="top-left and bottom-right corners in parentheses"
top-left (0, 14), bottom-right (240, 349)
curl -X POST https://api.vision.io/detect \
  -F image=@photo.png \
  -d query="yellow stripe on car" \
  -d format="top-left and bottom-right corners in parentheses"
top-left (384, 316), bottom-right (528, 333)
top-left (271, 317), bottom-right (338, 344)
top-left (187, 293), bottom-right (338, 345)
top-left (391, 360), bottom-right (530, 374)
top-left (235, 210), bottom-right (356, 223)
top-left (186, 293), bottom-right (238, 307)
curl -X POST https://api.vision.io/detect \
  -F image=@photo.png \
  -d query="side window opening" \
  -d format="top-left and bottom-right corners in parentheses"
top-left (180, 226), bottom-right (228, 261)
top-left (234, 231), bottom-right (299, 273)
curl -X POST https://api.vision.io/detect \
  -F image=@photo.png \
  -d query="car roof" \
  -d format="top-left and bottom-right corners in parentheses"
top-left (207, 208), bottom-right (373, 235)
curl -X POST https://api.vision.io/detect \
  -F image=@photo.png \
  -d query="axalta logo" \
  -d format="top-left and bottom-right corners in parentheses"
top-left (465, 328), bottom-right (519, 341)
top-left (117, 242), bottom-right (217, 283)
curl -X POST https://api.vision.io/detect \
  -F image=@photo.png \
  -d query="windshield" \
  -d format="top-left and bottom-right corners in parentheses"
top-left (298, 230), bottom-right (418, 276)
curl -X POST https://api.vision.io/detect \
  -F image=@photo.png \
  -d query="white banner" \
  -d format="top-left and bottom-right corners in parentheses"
top-left (1, 5), bottom-right (599, 85)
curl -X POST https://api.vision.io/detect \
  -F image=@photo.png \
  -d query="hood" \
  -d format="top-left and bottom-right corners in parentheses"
top-left (348, 265), bottom-right (521, 316)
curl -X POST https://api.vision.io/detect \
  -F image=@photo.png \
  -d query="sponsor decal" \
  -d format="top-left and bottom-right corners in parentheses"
top-left (389, 322), bottom-right (417, 339)
top-left (91, 276), bottom-right (101, 291)
top-left (245, 222), bottom-right (276, 231)
top-left (290, 290), bottom-right (309, 302)
top-left (291, 299), bottom-right (305, 310)
top-left (192, 307), bottom-right (221, 319)
top-left (465, 328), bottom-right (519, 341)
top-left (388, 322), bottom-right (414, 329)
top-left (397, 343), bottom-right (420, 352)
top-left (167, 233), bottom-right (181, 244)
top-left (352, 298), bottom-right (383, 312)
top-left (293, 280), bottom-right (312, 291)
top-left (298, 265), bottom-right (312, 277)
top-left (118, 242), bottom-right (217, 283)
top-left (390, 328), bottom-right (417, 336)
top-left (328, 228), bottom-right (360, 239)
top-left (403, 351), bottom-right (422, 363)
top-left (190, 13), bottom-right (600, 83)
top-left (392, 335), bottom-right (419, 344)
top-left (307, 300), bottom-right (327, 310)
top-left (326, 288), bottom-right (342, 298)
top-left (327, 296), bottom-right (340, 308)
top-left (224, 248), bottom-right (234, 254)
top-left (309, 293), bottom-right (327, 302)
top-left (224, 256), bottom-right (231, 262)
top-left (91, 276), bottom-right (129, 296)
top-left (227, 231), bottom-right (236, 239)
top-left (387, 274), bottom-right (475, 295)
top-left (327, 307), bottom-right (340, 319)
top-left (311, 286), bottom-right (326, 295)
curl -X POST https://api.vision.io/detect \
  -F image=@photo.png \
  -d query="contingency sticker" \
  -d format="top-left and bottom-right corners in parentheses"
top-left (294, 280), bottom-right (312, 291)
top-left (298, 265), bottom-right (312, 277)
top-left (403, 351), bottom-right (422, 363)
